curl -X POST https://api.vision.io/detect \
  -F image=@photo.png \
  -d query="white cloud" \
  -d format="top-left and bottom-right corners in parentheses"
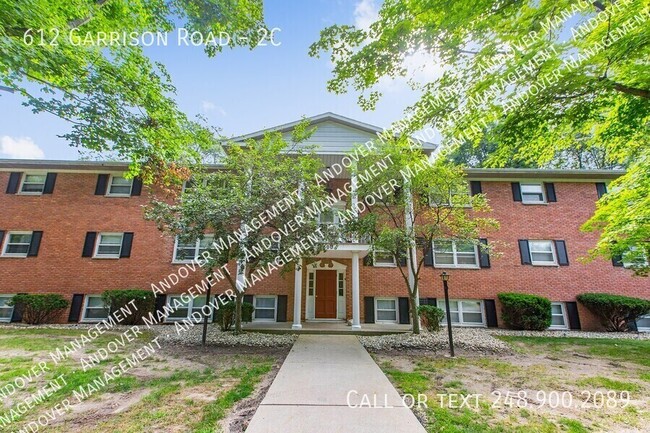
top-left (201, 100), bottom-right (226, 116)
top-left (0, 136), bottom-right (45, 159)
top-left (354, 0), bottom-right (379, 30)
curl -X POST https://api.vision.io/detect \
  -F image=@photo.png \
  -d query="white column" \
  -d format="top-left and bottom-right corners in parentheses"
top-left (292, 259), bottom-right (303, 330)
top-left (351, 251), bottom-right (361, 329)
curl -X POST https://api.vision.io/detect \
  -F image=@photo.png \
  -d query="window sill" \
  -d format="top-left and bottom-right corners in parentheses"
top-left (252, 318), bottom-right (276, 322)
top-left (104, 194), bottom-right (132, 198)
top-left (92, 256), bottom-right (121, 260)
top-left (17, 192), bottom-right (44, 196)
top-left (548, 326), bottom-right (569, 330)
top-left (440, 322), bottom-right (486, 328)
top-left (0, 255), bottom-right (28, 259)
top-left (521, 202), bottom-right (548, 205)
top-left (530, 263), bottom-right (559, 267)
top-left (373, 263), bottom-right (397, 268)
top-left (434, 265), bottom-right (480, 269)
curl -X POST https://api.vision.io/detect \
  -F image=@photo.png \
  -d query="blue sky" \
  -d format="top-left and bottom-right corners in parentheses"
top-left (0, 0), bottom-right (435, 160)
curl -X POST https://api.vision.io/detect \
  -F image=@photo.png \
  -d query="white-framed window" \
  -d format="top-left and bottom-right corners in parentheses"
top-left (622, 247), bottom-right (649, 269)
top-left (520, 183), bottom-right (546, 204)
top-left (0, 295), bottom-right (15, 322)
top-left (106, 175), bottom-right (133, 196)
top-left (94, 233), bottom-right (123, 258)
top-left (253, 296), bottom-right (277, 321)
top-left (81, 296), bottom-right (110, 322)
top-left (433, 240), bottom-right (479, 268)
top-left (637, 315), bottom-right (650, 332)
top-left (437, 299), bottom-right (485, 327)
top-left (529, 240), bottom-right (557, 266)
top-left (375, 298), bottom-right (398, 323)
top-left (182, 178), bottom-right (209, 193)
top-left (373, 250), bottom-right (396, 267)
top-left (165, 295), bottom-right (214, 322)
top-left (173, 235), bottom-right (214, 263)
top-left (1, 232), bottom-right (33, 258)
top-left (430, 183), bottom-right (471, 207)
top-left (19, 173), bottom-right (47, 194)
top-left (549, 302), bottom-right (568, 329)
top-left (337, 272), bottom-right (344, 297)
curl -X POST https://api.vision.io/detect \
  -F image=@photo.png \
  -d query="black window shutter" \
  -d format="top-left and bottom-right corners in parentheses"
top-left (131, 178), bottom-right (143, 196)
top-left (419, 298), bottom-right (436, 306)
top-left (595, 182), bottom-right (607, 199)
top-left (479, 238), bottom-right (491, 268)
top-left (470, 181), bottom-right (482, 196)
top-left (566, 302), bottom-right (581, 330)
top-left (154, 295), bottom-right (167, 315)
top-left (545, 183), bottom-right (557, 202)
top-left (364, 297), bottom-right (375, 323)
top-left (276, 295), bottom-right (288, 322)
top-left (518, 240), bottom-right (531, 265)
top-left (243, 295), bottom-right (254, 305)
top-left (555, 240), bottom-right (569, 266)
top-left (68, 294), bottom-right (85, 322)
top-left (10, 294), bottom-right (26, 323)
top-left (511, 182), bottom-right (522, 202)
top-left (611, 254), bottom-right (624, 267)
top-left (484, 299), bottom-right (498, 328)
top-left (627, 317), bottom-right (638, 332)
top-left (6, 172), bottom-right (21, 194)
top-left (363, 253), bottom-right (373, 266)
top-left (43, 173), bottom-right (57, 194)
top-left (95, 174), bottom-right (109, 195)
top-left (27, 231), bottom-right (43, 257)
top-left (82, 232), bottom-right (97, 257)
top-left (120, 232), bottom-right (134, 258)
top-left (0, 231), bottom-right (4, 250)
top-left (423, 242), bottom-right (434, 267)
top-left (398, 297), bottom-right (410, 324)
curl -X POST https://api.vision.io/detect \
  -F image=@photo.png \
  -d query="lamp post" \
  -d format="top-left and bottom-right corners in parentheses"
top-left (440, 272), bottom-right (455, 357)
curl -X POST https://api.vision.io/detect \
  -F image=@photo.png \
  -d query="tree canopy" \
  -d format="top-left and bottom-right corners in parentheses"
top-left (147, 123), bottom-right (339, 332)
top-left (1, 0), bottom-right (266, 180)
top-left (349, 138), bottom-right (498, 332)
top-left (311, 0), bottom-right (649, 271)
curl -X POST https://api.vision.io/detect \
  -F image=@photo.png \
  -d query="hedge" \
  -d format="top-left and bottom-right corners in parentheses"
top-left (214, 301), bottom-right (254, 331)
top-left (417, 305), bottom-right (445, 332)
top-left (8, 294), bottom-right (69, 325)
top-left (577, 293), bottom-right (650, 332)
top-left (102, 289), bottom-right (155, 325)
top-left (498, 293), bottom-right (551, 331)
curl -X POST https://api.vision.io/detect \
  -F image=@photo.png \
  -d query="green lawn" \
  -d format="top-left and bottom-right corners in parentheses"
top-left (376, 336), bottom-right (650, 433)
top-left (0, 328), bottom-right (279, 433)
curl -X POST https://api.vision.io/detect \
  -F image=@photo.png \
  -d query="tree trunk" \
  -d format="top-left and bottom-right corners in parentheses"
top-left (234, 292), bottom-right (243, 334)
top-left (409, 293), bottom-right (420, 334)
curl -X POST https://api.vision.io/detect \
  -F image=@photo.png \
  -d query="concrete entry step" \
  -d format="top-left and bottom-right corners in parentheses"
top-left (243, 321), bottom-right (411, 335)
top-left (245, 335), bottom-right (427, 433)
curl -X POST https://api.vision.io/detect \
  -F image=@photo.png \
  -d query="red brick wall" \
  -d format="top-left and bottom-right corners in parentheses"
top-left (0, 171), bottom-right (647, 329)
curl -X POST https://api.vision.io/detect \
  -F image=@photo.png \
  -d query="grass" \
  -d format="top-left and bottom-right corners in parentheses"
top-left (377, 335), bottom-right (649, 433)
top-left (0, 328), bottom-right (278, 433)
top-left (498, 336), bottom-right (650, 367)
top-left (575, 376), bottom-right (640, 392)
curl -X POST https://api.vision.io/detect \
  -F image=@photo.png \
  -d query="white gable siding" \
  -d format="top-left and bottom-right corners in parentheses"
top-left (280, 121), bottom-right (377, 154)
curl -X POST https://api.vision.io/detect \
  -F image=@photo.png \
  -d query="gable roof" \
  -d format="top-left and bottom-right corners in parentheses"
top-left (226, 112), bottom-right (437, 153)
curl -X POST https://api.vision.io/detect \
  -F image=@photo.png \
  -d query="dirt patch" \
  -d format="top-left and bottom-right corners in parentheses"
top-left (220, 349), bottom-right (289, 433)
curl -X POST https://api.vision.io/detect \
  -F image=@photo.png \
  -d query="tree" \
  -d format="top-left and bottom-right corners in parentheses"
top-left (347, 138), bottom-right (498, 333)
top-left (310, 0), bottom-right (649, 271)
top-left (1, 0), bottom-right (266, 178)
top-left (147, 122), bottom-right (339, 333)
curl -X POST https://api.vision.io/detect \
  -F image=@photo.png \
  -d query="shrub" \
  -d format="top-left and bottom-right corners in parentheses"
top-left (577, 293), bottom-right (650, 332)
top-left (214, 301), bottom-right (254, 331)
top-left (498, 293), bottom-right (551, 331)
top-left (102, 289), bottom-right (155, 325)
top-left (8, 294), bottom-right (69, 325)
top-left (418, 305), bottom-right (445, 332)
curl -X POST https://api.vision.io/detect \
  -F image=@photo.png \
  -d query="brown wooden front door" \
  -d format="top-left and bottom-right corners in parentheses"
top-left (315, 270), bottom-right (337, 318)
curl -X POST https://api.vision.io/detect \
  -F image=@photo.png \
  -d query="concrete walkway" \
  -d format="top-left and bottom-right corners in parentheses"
top-left (245, 335), bottom-right (427, 433)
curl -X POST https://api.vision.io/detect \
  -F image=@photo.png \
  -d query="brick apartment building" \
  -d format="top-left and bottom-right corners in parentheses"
top-left (0, 113), bottom-right (648, 331)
